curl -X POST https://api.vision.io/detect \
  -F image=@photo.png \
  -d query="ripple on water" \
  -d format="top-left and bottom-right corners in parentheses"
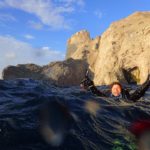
top-left (0, 79), bottom-right (150, 150)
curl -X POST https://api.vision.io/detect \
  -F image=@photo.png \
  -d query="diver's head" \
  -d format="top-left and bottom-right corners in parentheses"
top-left (110, 82), bottom-right (122, 97)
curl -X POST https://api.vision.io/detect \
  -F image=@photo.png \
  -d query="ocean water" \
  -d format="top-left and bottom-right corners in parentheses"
top-left (0, 79), bottom-right (150, 150)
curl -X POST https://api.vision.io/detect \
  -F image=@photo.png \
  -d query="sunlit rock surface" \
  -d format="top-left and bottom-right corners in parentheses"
top-left (67, 12), bottom-right (150, 85)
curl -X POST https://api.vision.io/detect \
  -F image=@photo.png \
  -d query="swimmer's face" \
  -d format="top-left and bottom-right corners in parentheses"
top-left (111, 84), bottom-right (122, 97)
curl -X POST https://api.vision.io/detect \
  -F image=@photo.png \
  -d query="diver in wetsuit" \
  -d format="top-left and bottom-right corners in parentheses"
top-left (80, 74), bottom-right (150, 102)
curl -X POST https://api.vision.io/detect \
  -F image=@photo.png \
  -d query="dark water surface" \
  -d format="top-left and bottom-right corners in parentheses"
top-left (0, 79), bottom-right (150, 150)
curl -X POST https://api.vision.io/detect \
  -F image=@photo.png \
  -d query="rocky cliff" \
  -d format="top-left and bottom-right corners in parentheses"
top-left (66, 11), bottom-right (150, 85)
top-left (93, 12), bottom-right (150, 85)
top-left (66, 30), bottom-right (100, 74)
top-left (3, 11), bottom-right (150, 86)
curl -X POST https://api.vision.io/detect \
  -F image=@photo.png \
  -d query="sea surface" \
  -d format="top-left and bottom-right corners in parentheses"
top-left (0, 79), bottom-right (150, 150)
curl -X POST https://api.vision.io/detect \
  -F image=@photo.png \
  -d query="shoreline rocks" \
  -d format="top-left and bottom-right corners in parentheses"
top-left (3, 59), bottom-right (89, 86)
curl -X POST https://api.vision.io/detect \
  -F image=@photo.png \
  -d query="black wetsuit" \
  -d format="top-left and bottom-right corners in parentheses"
top-left (81, 76), bottom-right (150, 102)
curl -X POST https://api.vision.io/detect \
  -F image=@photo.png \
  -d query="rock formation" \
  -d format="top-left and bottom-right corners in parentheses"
top-left (2, 64), bottom-right (43, 80)
top-left (93, 12), bottom-right (150, 85)
top-left (3, 11), bottom-right (150, 86)
top-left (3, 59), bottom-right (88, 86)
top-left (66, 30), bottom-right (91, 59)
top-left (66, 11), bottom-right (150, 85)
top-left (66, 30), bottom-right (100, 74)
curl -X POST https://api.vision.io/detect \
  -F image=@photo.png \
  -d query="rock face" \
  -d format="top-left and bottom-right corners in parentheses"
top-left (3, 59), bottom-right (88, 86)
top-left (66, 30), bottom-right (91, 59)
top-left (66, 11), bottom-right (150, 85)
top-left (42, 58), bottom-right (88, 86)
top-left (93, 12), bottom-right (150, 85)
top-left (3, 11), bottom-right (150, 86)
top-left (66, 30), bottom-right (100, 74)
top-left (2, 64), bottom-right (43, 80)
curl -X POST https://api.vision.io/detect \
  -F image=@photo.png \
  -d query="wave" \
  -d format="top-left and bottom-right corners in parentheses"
top-left (0, 79), bottom-right (150, 150)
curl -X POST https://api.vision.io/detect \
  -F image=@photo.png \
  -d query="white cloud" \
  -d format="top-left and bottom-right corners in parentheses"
top-left (0, 13), bottom-right (16, 22)
top-left (42, 46), bottom-right (50, 50)
top-left (56, 0), bottom-right (85, 7)
top-left (94, 10), bottom-right (103, 19)
top-left (24, 34), bottom-right (35, 40)
top-left (0, 0), bottom-right (85, 30)
top-left (0, 35), bottom-right (65, 78)
top-left (28, 21), bottom-right (43, 30)
top-left (5, 52), bottom-right (16, 59)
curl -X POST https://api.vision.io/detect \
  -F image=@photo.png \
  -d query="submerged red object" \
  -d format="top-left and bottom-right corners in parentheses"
top-left (129, 120), bottom-right (150, 138)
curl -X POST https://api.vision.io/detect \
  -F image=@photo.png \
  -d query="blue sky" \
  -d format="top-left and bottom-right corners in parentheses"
top-left (0, 0), bottom-right (150, 78)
